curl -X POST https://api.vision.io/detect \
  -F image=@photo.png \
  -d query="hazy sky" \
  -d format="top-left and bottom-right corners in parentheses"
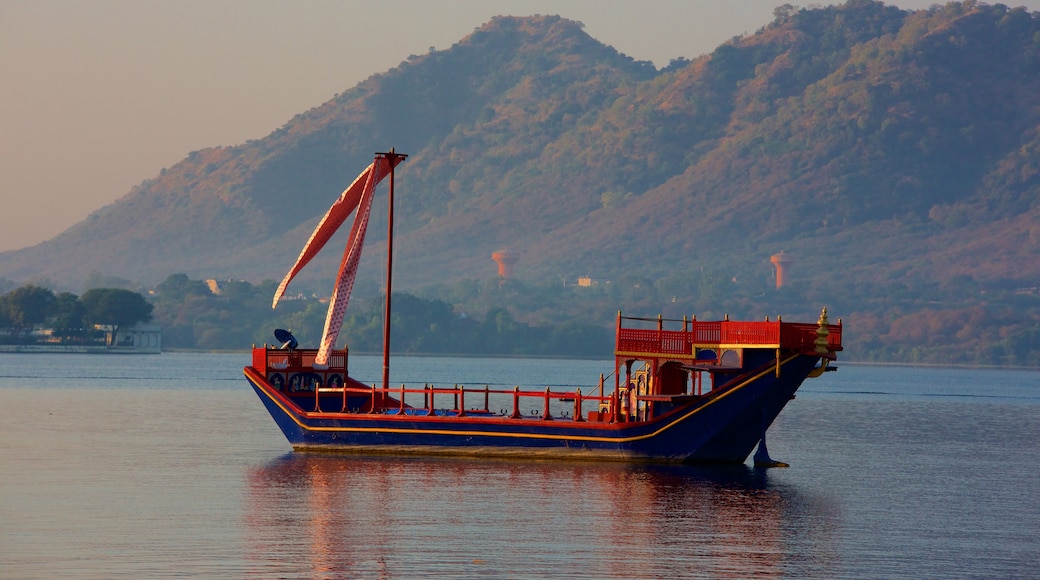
top-left (3, 1), bottom-right (1037, 253)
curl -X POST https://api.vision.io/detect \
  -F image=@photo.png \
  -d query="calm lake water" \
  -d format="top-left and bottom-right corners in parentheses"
top-left (1, 352), bottom-right (1037, 579)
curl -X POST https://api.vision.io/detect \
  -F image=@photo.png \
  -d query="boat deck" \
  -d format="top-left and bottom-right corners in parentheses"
top-left (248, 311), bottom-right (842, 425)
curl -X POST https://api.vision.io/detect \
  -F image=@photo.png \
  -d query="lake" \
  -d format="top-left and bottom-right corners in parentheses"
top-left (0, 352), bottom-right (1037, 578)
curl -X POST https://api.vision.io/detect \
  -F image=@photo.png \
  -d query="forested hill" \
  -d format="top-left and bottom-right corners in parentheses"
top-left (2, 1), bottom-right (1039, 299)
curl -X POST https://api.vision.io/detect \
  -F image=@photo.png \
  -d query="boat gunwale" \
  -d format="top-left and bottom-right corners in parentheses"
top-left (243, 352), bottom-right (807, 444)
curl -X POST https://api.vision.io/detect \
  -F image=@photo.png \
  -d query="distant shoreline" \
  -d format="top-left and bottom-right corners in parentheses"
top-left (0, 345), bottom-right (160, 354)
top-left (835, 360), bottom-right (1040, 372)
top-left (157, 349), bottom-right (1040, 371)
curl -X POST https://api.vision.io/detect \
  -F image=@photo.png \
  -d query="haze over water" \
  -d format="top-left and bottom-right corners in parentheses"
top-left (0, 353), bottom-right (1037, 578)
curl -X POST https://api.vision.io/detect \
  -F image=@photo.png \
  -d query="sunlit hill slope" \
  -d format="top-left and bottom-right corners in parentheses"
top-left (2, 1), bottom-right (1038, 303)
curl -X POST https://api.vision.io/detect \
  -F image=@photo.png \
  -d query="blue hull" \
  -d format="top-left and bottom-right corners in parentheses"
top-left (244, 353), bottom-right (820, 464)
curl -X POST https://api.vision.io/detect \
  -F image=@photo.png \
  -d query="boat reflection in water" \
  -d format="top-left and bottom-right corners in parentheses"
top-left (244, 454), bottom-right (838, 578)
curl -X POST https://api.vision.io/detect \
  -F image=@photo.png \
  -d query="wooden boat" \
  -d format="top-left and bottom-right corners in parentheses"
top-left (244, 150), bottom-right (843, 464)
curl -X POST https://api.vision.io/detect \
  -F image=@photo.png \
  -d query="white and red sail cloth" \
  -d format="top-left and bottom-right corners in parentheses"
top-left (272, 155), bottom-right (403, 364)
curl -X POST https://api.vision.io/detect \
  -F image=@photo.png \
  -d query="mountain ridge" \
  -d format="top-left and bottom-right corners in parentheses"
top-left (1, 3), bottom-right (1038, 299)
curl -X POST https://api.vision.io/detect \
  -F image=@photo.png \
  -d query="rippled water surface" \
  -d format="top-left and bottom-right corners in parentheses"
top-left (1, 353), bottom-right (1037, 578)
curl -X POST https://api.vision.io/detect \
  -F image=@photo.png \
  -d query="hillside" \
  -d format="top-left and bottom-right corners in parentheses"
top-left (1, 3), bottom-right (1039, 308)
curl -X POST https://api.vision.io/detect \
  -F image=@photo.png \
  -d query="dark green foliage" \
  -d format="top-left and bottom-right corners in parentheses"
top-left (80, 287), bottom-right (154, 344)
top-left (0, 285), bottom-right (55, 334)
top-left (156, 274), bottom-right (211, 301)
top-left (150, 277), bottom-right (289, 350)
top-left (80, 288), bottom-right (153, 327)
top-left (277, 290), bottom-right (612, 357)
top-left (0, 285), bottom-right (151, 346)
top-left (144, 274), bottom-right (613, 357)
top-left (48, 292), bottom-right (86, 338)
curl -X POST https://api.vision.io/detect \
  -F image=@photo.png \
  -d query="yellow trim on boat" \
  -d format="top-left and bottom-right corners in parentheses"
top-left (245, 353), bottom-right (803, 444)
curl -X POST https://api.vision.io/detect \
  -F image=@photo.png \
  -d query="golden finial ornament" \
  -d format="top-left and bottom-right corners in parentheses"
top-left (815, 307), bottom-right (830, 354)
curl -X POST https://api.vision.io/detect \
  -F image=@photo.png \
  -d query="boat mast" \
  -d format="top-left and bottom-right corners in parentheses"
top-left (376, 148), bottom-right (407, 391)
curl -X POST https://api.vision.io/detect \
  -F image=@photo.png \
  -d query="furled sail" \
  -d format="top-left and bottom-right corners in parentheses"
top-left (272, 158), bottom-right (395, 309)
top-left (272, 155), bottom-right (403, 364)
top-left (314, 165), bottom-right (378, 363)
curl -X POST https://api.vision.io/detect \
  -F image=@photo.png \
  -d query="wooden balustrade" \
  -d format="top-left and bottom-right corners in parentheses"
top-left (307, 381), bottom-right (611, 421)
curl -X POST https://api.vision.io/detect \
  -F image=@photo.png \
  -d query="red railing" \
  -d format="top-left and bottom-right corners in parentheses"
top-left (252, 347), bottom-right (348, 374)
top-left (721, 322), bottom-right (781, 345)
top-left (615, 317), bottom-right (842, 356)
top-left (304, 381), bottom-right (617, 422)
top-left (779, 323), bottom-right (843, 351)
top-left (252, 347), bottom-right (351, 391)
top-left (252, 347), bottom-right (618, 421)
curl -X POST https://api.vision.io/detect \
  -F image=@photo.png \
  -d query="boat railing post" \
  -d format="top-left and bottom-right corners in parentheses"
top-left (543, 387), bottom-right (552, 420)
top-left (370, 384), bottom-right (377, 414)
top-left (614, 364), bottom-right (620, 407)
top-left (429, 385), bottom-right (435, 415)
top-left (400, 384), bottom-right (406, 414)
top-left (511, 386), bottom-right (522, 419)
top-left (314, 380), bottom-right (321, 413)
top-left (574, 388), bottom-right (584, 422)
top-left (616, 310), bottom-right (622, 353)
top-left (458, 385), bottom-right (466, 417)
top-left (484, 385), bottom-right (490, 412)
top-left (612, 390), bottom-right (620, 423)
top-left (424, 384), bottom-right (429, 410)
top-left (453, 385), bottom-right (459, 412)
top-left (657, 314), bottom-right (663, 350)
top-left (624, 362), bottom-right (633, 420)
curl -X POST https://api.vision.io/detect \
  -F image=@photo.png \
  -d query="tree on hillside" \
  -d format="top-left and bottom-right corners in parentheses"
top-left (0, 285), bottom-right (56, 338)
top-left (82, 272), bottom-right (138, 292)
top-left (80, 288), bottom-right (154, 346)
top-left (155, 273), bottom-right (211, 301)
